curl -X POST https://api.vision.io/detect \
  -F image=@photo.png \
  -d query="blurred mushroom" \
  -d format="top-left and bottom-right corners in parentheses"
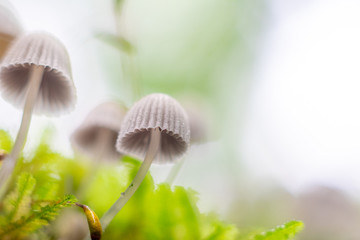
top-left (100, 93), bottom-right (190, 231)
top-left (166, 97), bottom-right (211, 184)
top-left (0, 2), bottom-right (22, 60)
top-left (0, 32), bottom-right (76, 193)
top-left (71, 101), bottom-right (127, 161)
top-left (71, 101), bottom-right (127, 200)
top-left (295, 186), bottom-right (360, 240)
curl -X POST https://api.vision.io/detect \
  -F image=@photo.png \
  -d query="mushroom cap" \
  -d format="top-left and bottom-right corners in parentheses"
top-left (71, 101), bottom-right (127, 160)
top-left (116, 93), bottom-right (190, 164)
top-left (0, 32), bottom-right (76, 115)
top-left (0, 3), bottom-right (23, 59)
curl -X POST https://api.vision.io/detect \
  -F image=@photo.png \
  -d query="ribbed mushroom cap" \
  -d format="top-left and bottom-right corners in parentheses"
top-left (71, 102), bottom-right (127, 160)
top-left (0, 3), bottom-right (22, 59)
top-left (116, 93), bottom-right (190, 164)
top-left (0, 32), bottom-right (76, 115)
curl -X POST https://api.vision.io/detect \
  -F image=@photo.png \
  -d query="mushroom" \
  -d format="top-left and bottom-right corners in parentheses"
top-left (166, 98), bottom-right (211, 184)
top-left (0, 32), bottom-right (76, 193)
top-left (71, 101), bottom-right (127, 161)
top-left (71, 101), bottom-right (127, 200)
top-left (0, 2), bottom-right (22, 60)
top-left (100, 93), bottom-right (190, 230)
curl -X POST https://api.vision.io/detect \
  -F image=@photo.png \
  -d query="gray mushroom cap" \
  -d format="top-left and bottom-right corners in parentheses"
top-left (0, 32), bottom-right (76, 115)
top-left (71, 101), bottom-right (127, 160)
top-left (0, 3), bottom-right (22, 59)
top-left (116, 93), bottom-right (190, 164)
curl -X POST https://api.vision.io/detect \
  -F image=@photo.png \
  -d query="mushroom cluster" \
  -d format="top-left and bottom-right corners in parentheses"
top-left (100, 93), bottom-right (190, 230)
top-left (69, 93), bottom-right (190, 233)
top-left (0, 3), bottom-right (196, 237)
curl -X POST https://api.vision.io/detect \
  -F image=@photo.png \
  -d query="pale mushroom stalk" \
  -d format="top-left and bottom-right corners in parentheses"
top-left (0, 65), bottom-right (44, 192)
top-left (71, 101), bottom-right (127, 199)
top-left (166, 157), bottom-right (186, 185)
top-left (99, 127), bottom-right (161, 231)
top-left (94, 128), bottom-right (114, 161)
top-left (76, 129), bottom-right (114, 200)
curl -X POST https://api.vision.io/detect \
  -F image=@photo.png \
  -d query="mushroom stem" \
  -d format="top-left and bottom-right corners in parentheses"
top-left (99, 127), bottom-right (161, 231)
top-left (166, 158), bottom-right (186, 185)
top-left (94, 129), bottom-right (114, 162)
top-left (77, 129), bottom-right (113, 200)
top-left (0, 65), bottom-right (44, 194)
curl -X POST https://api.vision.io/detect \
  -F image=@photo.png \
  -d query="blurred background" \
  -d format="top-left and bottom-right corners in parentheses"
top-left (1, 0), bottom-right (360, 239)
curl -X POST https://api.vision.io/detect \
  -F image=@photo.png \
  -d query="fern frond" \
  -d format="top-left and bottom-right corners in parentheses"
top-left (253, 220), bottom-right (304, 240)
top-left (3, 172), bottom-right (36, 222)
top-left (0, 194), bottom-right (77, 238)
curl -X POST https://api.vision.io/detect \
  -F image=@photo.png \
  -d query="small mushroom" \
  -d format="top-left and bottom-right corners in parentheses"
top-left (0, 2), bottom-right (22, 60)
top-left (71, 101), bottom-right (127, 200)
top-left (71, 101), bottom-right (127, 161)
top-left (100, 93), bottom-right (190, 231)
top-left (166, 98), bottom-right (211, 184)
top-left (0, 32), bottom-right (76, 193)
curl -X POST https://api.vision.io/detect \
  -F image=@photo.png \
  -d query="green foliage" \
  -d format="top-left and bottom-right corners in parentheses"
top-left (0, 129), bottom-right (13, 152)
top-left (97, 32), bottom-right (134, 54)
top-left (114, 0), bottom-right (125, 11)
top-left (251, 221), bottom-right (304, 240)
top-left (85, 161), bottom-right (241, 240)
top-left (0, 171), bottom-right (77, 239)
top-left (3, 173), bottom-right (36, 222)
top-left (0, 130), bottom-right (303, 240)
top-left (201, 213), bottom-right (239, 240)
top-left (0, 194), bottom-right (77, 238)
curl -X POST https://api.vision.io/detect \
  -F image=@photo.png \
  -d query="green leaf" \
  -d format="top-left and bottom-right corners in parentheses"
top-left (114, 0), bottom-right (125, 10)
top-left (201, 213), bottom-right (239, 240)
top-left (253, 221), bottom-right (304, 240)
top-left (3, 172), bottom-right (36, 222)
top-left (97, 32), bottom-right (134, 54)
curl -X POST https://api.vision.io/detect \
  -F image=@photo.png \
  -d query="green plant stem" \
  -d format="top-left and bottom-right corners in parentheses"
top-left (0, 65), bottom-right (44, 199)
top-left (113, 0), bottom-right (141, 101)
top-left (99, 127), bottom-right (161, 233)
